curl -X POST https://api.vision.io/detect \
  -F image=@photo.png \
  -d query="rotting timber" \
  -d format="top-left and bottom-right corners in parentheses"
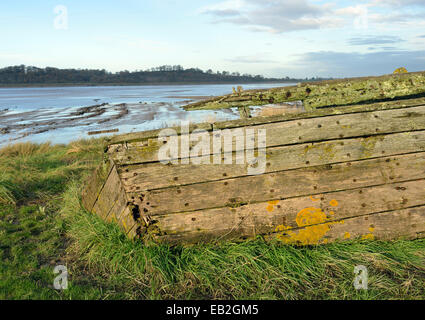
top-left (184, 71), bottom-right (425, 116)
top-left (82, 71), bottom-right (425, 245)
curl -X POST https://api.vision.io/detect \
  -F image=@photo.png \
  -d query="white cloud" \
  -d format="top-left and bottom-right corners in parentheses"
top-left (202, 0), bottom-right (344, 33)
top-left (201, 0), bottom-right (425, 33)
top-left (371, 0), bottom-right (425, 7)
top-left (199, 0), bottom-right (244, 16)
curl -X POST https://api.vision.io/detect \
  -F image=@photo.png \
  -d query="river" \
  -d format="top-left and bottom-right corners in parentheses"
top-left (0, 83), bottom-right (295, 147)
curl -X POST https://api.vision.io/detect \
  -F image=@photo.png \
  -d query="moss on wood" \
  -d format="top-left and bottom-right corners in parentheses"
top-left (183, 72), bottom-right (425, 111)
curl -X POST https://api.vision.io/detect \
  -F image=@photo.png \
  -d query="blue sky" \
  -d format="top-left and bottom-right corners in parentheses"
top-left (1, 0), bottom-right (424, 78)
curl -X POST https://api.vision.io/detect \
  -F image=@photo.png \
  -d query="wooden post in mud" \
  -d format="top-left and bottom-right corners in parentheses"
top-left (238, 106), bottom-right (251, 119)
top-left (88, 129), bottom-right (119, 136)
top-left (81, 73), bottom-right (425, 246)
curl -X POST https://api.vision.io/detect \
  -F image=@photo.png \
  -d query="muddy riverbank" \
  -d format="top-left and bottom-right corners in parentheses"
top-left (0, 83), bottom-right (294, 147)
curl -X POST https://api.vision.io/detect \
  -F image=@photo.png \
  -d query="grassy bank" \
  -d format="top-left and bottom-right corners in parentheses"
top-left (0, 140), bottom-right (424, 299)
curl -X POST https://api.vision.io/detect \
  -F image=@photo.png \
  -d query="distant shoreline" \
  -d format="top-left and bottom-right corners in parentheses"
top-left (0, 80), bottom-right (301, 89)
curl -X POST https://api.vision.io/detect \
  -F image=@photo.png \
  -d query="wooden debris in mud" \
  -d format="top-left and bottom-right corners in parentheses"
top-left (183, 71), bottom-right (425, 113)
top-left (88, 129), bottom-right (119, 136)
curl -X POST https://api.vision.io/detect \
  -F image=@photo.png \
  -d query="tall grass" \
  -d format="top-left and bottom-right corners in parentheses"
top-left (0, 177), bottom-right (16, 205)
top-left (0, 142), bottom-right (54, 158)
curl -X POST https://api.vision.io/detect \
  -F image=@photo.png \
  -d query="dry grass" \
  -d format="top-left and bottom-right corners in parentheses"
top-left (0, 142), bottom-right (53, 157)
top-left (65, 139), bottom-right (103, 155)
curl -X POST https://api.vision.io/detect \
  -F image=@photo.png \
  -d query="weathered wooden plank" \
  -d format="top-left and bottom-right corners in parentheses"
top-left (117, 206), bottom-right (138, 239)
top-left (109, 105), bottom-right (425, 166)
top-left (104, 178), bottom-right (128, 223)
top-left (149, 180), bottom-right (425, 244)
top-left (88, 128), bottom-right (119, 136)
top-left (80, 157), bottom-right (141, 237)
top-left (214, 98), bottom-right (425, 130)
top-left (155, 205), bottom-right (425, 245)
top-left (270, 205), bottom-right (425, 245)
top-left (94, 178), bottom-right (139, 238)
top-left (81, 158), bottom-right (113, 212)
top-left (92, 165), bottom-right (123, 220)
top-left (138, 152), bottom-right (425, 215)
top-left (119, 130), bottom-right (425, 191)
top-left (183, 71), bottom-right (425, 111)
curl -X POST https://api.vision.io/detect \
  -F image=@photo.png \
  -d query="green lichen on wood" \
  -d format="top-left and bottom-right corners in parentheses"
top-left (359, 135), bottom-right (383, 158)
top-left (303, 142), bottom-right (337, 162)
top-left (183, 71), bottom-right (425, 112)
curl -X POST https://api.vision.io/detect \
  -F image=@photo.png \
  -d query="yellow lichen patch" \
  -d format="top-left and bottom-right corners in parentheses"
top-left (344, 232), bottom-right (351, 239)
top-left (394, 67), bottom-right (408, 74)
top-left (330, 199), bottom-right (339, 207)
top-left (276, 222), bottom-right (331, 245)
top-left (267, 200), bottom-right (279, 212)
top-left (361, 233), bottom-right (375, 240)
top-left (329, 211), bottom-right (335, 215)
top-left (275, 207), bottom-right (342, 245)
top-left (275, 224), bottom-right (291, 233)
top-left (361, 226), bottom-right (376, 240)
top-left (310, 195), bottom-right (320, 202)
top-left (296, 207), bottom-right (327, 226)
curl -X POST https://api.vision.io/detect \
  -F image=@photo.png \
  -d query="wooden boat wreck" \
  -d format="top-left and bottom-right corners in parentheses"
top-left (82, 71), bottom-right (425, 245)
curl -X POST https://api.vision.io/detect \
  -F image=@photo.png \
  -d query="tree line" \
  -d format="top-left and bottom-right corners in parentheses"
top-left (0, 65), bottom-right (329, 86)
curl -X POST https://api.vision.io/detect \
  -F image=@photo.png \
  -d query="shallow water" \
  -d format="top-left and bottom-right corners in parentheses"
top-left (0, 83), bottom-right (295, 147)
